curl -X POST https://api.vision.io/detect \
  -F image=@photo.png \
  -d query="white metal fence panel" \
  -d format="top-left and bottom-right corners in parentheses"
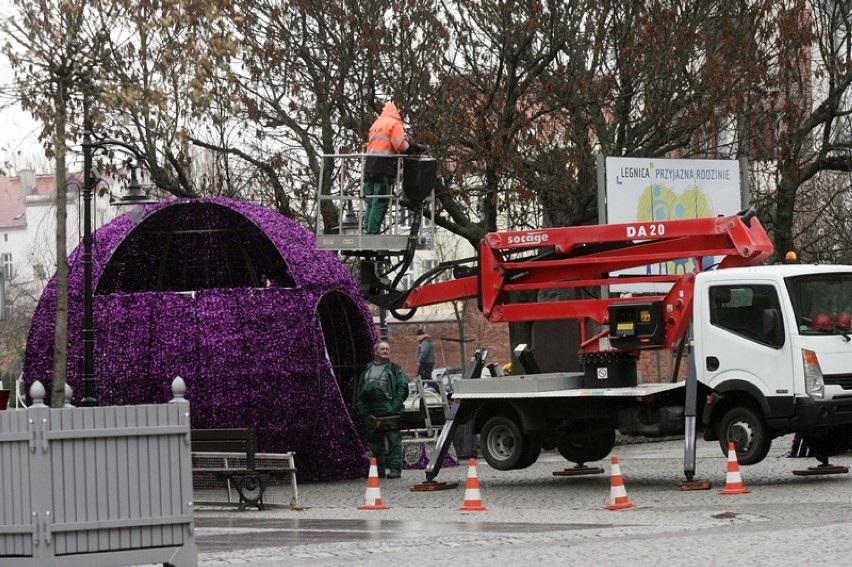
top-left (0, 410), bottom-right (34, 557)
top-left (0, 377), bottom-right (196, 567)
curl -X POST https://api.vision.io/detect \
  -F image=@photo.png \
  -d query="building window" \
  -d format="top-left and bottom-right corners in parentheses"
top-left (421, 257), bottom-right (439, 279)
top-left (400, 267), bottom-right (416, 291)
top-left (1, 253), bottom-right (12, 281)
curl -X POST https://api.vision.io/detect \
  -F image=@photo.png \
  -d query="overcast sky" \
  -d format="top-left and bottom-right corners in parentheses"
top-left (0, 105), bottom-right (41, 150)
top-left (0, 1), bottom-right (47, 172)
top-left (0, 103), bottom-right (48, 173)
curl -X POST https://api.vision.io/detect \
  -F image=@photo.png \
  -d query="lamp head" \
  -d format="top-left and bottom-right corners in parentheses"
top-left (341, 199), bottom-right (360, 234)
top-left (111, 160), bottom-right (157, 207)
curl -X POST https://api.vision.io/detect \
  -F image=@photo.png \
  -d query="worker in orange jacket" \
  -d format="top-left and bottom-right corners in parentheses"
top-left (363, 102), bottom-right (424, 234)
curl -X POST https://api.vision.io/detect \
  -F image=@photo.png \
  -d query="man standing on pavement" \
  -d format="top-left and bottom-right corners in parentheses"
top-left (356, 341), bottom-right (409, 478)
top-left (415, 328), bottom-right (435, 384)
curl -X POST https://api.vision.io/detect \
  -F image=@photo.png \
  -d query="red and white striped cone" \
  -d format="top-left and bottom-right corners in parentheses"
top-left (718, 442), bottom-right (750, 494)
top-left (458, 458), bottom-right (487, 511)
top-left (358, 457), bottom-right (389, 510)
top-left (605, 455), bottom-right (635, 510)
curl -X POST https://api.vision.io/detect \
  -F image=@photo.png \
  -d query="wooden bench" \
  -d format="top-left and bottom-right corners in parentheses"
top-left (191, 428), bottom-right (299, 511)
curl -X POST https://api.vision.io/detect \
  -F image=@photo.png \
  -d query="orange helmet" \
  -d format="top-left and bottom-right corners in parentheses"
top-left (834, 312), bottom-right (852, 330)
top-left (811, 313), bottom-right (832, 330)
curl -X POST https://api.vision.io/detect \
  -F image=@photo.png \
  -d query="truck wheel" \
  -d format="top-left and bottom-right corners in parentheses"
top-left (514, 434), bottom-right (542, 470)
top-left (801, 426), bottom-right (852, 459)
top-left (480, 416), bottom-right (525, 471)
top-left (556, 427), bottom-right (616, 465)
top-left (717, 406), bottom-right (771, 465)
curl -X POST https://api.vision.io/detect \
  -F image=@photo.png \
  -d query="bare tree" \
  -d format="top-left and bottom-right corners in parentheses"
top-left (87, 0), bottom-right (238, 197)
top-left (0, 263), bottom-right (43, 382)
top-left (2, 0), bottom-right (112, 406)
top-left (414, 1), bottom-right (784, 349)
top-left (224, 0), bottom-right (447, 226)
top-left (759, 0), bottom-right (852, 260)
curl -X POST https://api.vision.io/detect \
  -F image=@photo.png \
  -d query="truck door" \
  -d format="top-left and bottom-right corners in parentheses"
top-left (700, 284), bottom-right (792, 411)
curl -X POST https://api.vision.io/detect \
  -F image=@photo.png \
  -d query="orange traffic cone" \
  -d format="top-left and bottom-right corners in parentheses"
top-left (358, 457), bottom-right (389, 510)
top-left (458, 458), bottom-right (487, 511)
top-left (718, 442), bottom-right (750, 494)
top-left (605, 455), bottom-right (635, 510)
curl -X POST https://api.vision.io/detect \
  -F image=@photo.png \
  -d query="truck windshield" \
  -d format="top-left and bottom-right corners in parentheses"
top-left (786, 273), bottom-right (852, 335)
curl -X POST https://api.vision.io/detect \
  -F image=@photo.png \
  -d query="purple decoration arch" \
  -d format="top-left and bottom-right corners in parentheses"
top-left (23, 197), bottom-right (376, 481)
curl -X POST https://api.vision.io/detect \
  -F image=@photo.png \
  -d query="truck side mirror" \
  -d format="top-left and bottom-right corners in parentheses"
top-left (762, 308), bottom-right (785, 347)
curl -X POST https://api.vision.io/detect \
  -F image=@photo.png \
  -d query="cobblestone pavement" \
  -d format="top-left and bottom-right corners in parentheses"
top-left (178, 435), bottom-right (852, 566)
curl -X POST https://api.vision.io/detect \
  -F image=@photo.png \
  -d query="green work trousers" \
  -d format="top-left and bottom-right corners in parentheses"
top-left (366, 427), bottom-right (402, 472)
top-left (363, 174), bottom-right (393, 234)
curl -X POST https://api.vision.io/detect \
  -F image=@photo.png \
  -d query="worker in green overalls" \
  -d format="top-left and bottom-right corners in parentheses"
top-left (356, 341), bottom-right (409, 478)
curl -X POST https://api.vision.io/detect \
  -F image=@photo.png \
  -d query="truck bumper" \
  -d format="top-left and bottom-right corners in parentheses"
top-left (776, 396), bottom-right (852, 430)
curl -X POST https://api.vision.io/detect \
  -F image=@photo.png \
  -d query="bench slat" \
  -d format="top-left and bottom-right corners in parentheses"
top-left (190, 428), bottom-right (255, 441)
top-left (191, 428), bottom-right (257, 469)
top-left (192, 468), bottom-right (296, 477)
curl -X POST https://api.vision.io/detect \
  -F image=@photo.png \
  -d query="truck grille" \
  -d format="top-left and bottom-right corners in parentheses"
top-left (824, 373), bottom-right (852, 390)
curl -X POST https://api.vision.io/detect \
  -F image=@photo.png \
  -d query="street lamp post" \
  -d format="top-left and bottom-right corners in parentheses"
top-left (79, 130), bottom-right (158, 407)
top-left (80, 129), bottom-right (96, 406)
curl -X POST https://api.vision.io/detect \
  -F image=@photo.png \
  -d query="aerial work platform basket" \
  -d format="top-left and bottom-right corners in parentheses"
top-left (314, 152), bottom-right (437, 254)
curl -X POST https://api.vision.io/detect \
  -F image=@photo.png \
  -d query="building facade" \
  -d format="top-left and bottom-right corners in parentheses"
top-left (0, 169), bottom-right (118, 300)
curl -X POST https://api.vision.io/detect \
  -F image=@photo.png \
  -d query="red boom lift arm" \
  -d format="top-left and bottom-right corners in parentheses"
top-left (400, 210), bottom-right (773, 354)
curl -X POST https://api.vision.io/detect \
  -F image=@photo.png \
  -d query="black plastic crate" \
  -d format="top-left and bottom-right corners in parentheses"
top-left (402, 157), bottom-right (437, 201)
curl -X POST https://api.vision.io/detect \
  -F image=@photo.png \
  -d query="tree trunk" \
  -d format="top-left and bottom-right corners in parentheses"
top-left (454, 301), bottom-right (468, 373)
top-left (773, 175), bottom-right (799, 260)
top-left (506, 290), bottom-right (537, 370)
top-left (50, 86), bottom-right (69, 408)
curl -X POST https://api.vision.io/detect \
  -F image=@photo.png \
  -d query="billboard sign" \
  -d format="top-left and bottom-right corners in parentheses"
top-left (604, 157), bottom-right (743, 290)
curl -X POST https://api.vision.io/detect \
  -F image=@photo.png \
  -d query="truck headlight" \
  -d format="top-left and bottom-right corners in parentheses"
top-left (802, 349), bottom-right (825, 399)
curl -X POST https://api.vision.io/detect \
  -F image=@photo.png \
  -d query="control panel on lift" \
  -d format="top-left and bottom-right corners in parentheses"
top-left (608, 301), bottom-right (666, 350)
top-left (314, 152), bottom-right (438, 255)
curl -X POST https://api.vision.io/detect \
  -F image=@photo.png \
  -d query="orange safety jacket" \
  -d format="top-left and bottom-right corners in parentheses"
top-left (365, 102), bottom-right (410, 179)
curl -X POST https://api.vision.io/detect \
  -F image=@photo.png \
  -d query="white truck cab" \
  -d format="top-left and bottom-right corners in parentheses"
top-left (695, 264), bottom-right (852, 463)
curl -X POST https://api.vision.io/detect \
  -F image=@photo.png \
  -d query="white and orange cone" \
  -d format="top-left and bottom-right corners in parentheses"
top-left (718, 442), bottom-right (750, 494)
top-left (458, 458), bottom-right (487, 511)
top-left (605, 455), bottom-right (635, 510)
top-left (358, 457), bottom-right (389, 510)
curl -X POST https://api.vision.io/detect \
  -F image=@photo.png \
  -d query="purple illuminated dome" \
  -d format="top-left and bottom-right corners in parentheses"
top-left (23, 197), bottom-right (375, 481)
